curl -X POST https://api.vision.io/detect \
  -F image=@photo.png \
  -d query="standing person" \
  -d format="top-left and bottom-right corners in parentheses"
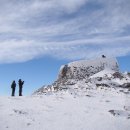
top-left (18, 79), bottom-right (24, 96)
top-left (11, 80), bottom-right (16, 96)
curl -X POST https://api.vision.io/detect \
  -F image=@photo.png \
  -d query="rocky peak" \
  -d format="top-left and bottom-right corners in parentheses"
top-left (33, 57), bottom-right (130, 96)
top-left (58, 57), bottom-right (119, 80)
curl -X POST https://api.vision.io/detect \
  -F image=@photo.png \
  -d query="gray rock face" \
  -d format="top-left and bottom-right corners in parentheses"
top-left (58, 57), bottom-right (119, 80)
top-left (33, 57), bottom-right (130, 95)
top-left (120, 83), bottom-right (130, 88)
top-left (128, 73), bottom-right (130, 77)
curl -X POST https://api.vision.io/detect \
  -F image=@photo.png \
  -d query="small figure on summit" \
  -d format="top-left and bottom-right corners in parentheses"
top-left (102, 55), bottom-right (106, 58)
top-left (11, 80), bottom-right (16, 96)
top-left (18, 79), bottom-right (24, 96)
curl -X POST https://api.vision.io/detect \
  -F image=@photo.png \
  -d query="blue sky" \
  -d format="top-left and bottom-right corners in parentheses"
top-left (0, 0), bottom-right (130, 95)
top-left (0, 56), bottom-right (70, 95)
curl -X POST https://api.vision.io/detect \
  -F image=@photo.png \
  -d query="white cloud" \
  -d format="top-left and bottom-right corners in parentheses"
top-left (0, 0), bottom-right (130, 63)
top-left (0, 36), bottom-right (130, 63)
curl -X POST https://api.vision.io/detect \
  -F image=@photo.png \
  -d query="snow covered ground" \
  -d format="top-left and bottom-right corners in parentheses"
top-left (0, 88), bottom-right (130, 130)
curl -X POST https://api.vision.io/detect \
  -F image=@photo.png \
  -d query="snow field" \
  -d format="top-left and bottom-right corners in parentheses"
top-left (0, 88), bottom-right (130, 130)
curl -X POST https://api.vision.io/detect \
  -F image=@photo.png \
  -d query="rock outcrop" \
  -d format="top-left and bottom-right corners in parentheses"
top-left (33, 57), bottom-right (130, 95)
top-left (58, 57), bottom-right (119, 80)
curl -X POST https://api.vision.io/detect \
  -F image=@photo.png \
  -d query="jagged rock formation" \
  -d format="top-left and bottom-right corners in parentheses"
top-left (58, 57), bottom-right (118, 80)
top-left (33, 57), bottom-right (130, 95)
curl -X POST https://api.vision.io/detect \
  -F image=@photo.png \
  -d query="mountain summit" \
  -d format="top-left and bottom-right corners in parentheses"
top-left (33, 57), bottom-right (130, 95)
top-left (58, 57), bottom-right (119, 80)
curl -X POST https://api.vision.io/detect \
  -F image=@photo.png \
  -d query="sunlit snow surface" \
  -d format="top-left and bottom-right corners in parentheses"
top-left (0, 88), bottom-right (130, 130)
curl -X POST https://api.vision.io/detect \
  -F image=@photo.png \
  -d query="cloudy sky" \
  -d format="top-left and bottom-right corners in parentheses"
top-left (0, 0), bottom-right (130, 95)
top-left (0, 0), bottom-right (130, 63)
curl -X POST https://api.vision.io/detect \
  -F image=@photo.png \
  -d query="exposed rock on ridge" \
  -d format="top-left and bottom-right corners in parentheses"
top-left (33, 57), bottom-right (130, 95)
top-left (58, 57), bottom-right (119, 80)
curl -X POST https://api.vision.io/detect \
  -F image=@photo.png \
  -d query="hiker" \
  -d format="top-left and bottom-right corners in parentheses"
top-left (11, 80), bottom-right (16, 96)
top-left (18, 79), bottom-right (24, 96)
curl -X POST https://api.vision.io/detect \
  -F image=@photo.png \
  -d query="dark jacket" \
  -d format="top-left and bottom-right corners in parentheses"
top-left (18, 80), bottom-right (24, 87)
top-left (11, 81), bottom-right (16, 89)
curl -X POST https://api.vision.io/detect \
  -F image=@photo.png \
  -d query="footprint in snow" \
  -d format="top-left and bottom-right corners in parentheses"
top-left (27, 123), bottom-right (31, 126)
top-left (13, 109), bottom-right (28, 115)
top-left (124, 106), bottom-right (130, 111)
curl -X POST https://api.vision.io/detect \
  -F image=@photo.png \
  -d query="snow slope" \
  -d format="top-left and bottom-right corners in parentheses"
top-left (0, 89), bottom-right (130, 130)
